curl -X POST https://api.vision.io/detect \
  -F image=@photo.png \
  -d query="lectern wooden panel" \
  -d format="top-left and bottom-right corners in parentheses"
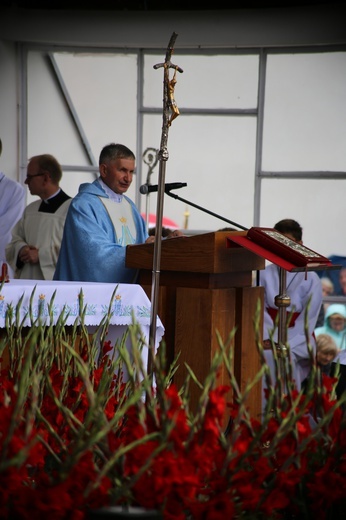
top-left (126, 231), bottom-right (265, 421)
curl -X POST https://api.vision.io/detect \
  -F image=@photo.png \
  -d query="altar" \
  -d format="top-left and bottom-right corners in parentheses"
top-left (0, 279), bottom-right (165, 373)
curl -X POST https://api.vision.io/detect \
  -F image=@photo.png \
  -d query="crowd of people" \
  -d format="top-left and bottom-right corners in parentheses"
top-left (314, 270), bottom-right (346, 404)
top-left (1, 150), bottom-right (346, 411)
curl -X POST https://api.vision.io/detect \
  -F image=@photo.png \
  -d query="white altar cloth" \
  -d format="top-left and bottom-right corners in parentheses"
top-left (0, 280), bottom-right (165, 372)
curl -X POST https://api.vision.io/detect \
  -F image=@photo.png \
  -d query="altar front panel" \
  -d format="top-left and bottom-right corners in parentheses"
top-left (0, 280), bottom-right (165, 373)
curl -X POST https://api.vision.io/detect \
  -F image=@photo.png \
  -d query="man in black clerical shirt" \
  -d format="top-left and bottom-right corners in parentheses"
top-left (5, 154), bottom-right (71, 280)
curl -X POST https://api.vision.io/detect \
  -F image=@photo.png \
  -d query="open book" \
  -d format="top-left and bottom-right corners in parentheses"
top-left (226, 227), bottom-right (333, 272)
top-left (246, 227), bottom-right (331, 267)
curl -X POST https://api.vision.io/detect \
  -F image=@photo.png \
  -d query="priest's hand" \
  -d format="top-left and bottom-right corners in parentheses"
top-left (18, 245), bottom-right (39, 264)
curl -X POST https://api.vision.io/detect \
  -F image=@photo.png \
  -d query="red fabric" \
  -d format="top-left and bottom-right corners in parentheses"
top-left (267, 307), bottom-right (300, 328)
top-left (226, 234), bottom-right (333, 272)
top-left (226, 235), bottom-right (298, 271)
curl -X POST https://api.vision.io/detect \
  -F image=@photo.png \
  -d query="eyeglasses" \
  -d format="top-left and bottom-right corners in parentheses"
top-left (25, 173), bottom-right (45, 181)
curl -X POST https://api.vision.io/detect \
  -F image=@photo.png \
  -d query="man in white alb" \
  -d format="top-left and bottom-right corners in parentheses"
top-left (6, 154), bottom-right (71, 280)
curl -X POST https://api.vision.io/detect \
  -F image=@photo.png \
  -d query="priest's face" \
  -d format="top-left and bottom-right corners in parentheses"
top-left (99, 158), bottom-right (135, 194)
top-left (25, 159), bottom-right (46, 197)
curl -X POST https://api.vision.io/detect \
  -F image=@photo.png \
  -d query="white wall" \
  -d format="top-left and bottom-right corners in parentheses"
top-left (2, 3), bottom-right (345, 182)
top-left (1, 4), bottom-right (346, 258)
top-left (0, 41), bottom-right (19, 181)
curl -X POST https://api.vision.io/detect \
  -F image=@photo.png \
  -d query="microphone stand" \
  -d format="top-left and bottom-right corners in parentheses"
top-left (165, 189), bottom-right (260, 287)
top-left (164, 190), bottom-right (248, 231)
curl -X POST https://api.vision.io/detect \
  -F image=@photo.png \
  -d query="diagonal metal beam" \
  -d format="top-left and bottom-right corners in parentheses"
top-left (47, 52), bottom-right (98, 170)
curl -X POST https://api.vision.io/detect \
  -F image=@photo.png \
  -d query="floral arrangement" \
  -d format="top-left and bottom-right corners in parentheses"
top-left (1, 293), bottom-right (346, 520)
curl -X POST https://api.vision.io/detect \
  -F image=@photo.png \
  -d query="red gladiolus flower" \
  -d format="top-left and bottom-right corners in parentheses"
top-left (2, 327), bottom-right (346, 520)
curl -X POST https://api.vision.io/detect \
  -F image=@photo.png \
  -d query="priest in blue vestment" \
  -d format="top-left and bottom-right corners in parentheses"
top-left (54, 143), bottom-right (153, 284)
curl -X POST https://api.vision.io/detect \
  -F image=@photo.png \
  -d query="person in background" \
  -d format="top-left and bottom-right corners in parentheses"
top-left (337, 267), bottom-right (346, 296)
top-left (315, 303), bottom-right (346, 407)
top-left (302, 333), bottom-right (339, 391)
top-left (315, 277), bottom-right (335, 327)
top-left (260, 219), bottom-right (323, 397)
top-left (315, 333), bottom-right (340, 375)
top-left (321, 276), bottom-right (335, 300)
top-left (54, 143), bottom-right (154, 284)
top-left (6, 154), bottom-right (71, 280)
top-left (0, 171), bottom-right (26, 279)
top-left (148, 226), bottom-right (183, 238)
top-left (315, 303), bottom-right (346, 350)
top-left (218, 227), bottom-right (237, 231)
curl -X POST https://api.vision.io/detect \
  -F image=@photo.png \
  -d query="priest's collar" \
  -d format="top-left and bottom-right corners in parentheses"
top-left (44, 188), bottom-right (61, 204)
top-left (98, 178), bottom-right (123, 203)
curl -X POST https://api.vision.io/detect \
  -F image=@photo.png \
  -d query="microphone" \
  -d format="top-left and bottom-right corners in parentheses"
top-left (139, 182), bottom-right (187, 195)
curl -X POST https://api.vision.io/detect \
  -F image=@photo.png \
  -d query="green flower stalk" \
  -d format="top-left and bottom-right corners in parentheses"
top-left (1, 288), bottom-right (346, 519)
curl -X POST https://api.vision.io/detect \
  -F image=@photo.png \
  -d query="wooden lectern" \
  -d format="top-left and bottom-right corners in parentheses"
top-left (126, 230), bottom-right (265, 420)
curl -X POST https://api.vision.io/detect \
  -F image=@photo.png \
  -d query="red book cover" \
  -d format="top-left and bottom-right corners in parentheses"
top-left (246, 227), bottom-right (330, 267)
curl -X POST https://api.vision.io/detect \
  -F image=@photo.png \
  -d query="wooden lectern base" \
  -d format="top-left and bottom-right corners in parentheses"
top-left (140, 282), bottom-right (263, 424)
top-left (126, 231), bottom-right (265, 425)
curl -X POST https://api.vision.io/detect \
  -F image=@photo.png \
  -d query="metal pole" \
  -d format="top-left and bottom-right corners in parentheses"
top-left (147, 32), bottom-right (183, 374)
top-left (274, 267), bottom-right (290, 386)
top-left (142, 147), bottom-right (159, 231)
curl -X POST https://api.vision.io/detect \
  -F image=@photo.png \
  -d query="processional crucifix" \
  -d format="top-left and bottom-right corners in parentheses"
top-left (147, 32), bottom-right (183, 373)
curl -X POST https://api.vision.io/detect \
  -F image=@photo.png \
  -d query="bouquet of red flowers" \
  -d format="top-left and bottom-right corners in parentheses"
top-left (1, 294), bottom-right (346, 520)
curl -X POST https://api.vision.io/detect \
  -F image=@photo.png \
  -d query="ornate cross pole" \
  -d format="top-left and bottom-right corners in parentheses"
top-left (275, 267), bottom-right (291, 389)
top-left (147, 32), bottom-right (183, 373)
